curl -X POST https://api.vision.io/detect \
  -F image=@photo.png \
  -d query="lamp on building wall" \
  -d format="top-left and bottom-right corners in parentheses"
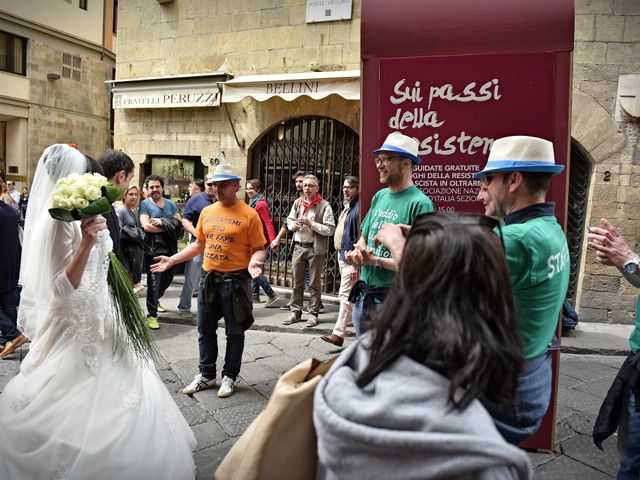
top-left (47, 73), bottom-right (61, 80)
top-left (277, 122), bottom-right (286, 141)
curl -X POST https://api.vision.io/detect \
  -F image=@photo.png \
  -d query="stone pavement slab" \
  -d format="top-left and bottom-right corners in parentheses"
top-left (150, 276), bottom-right (636, 358)
top-left (0, 320), bottom-right (631, 479)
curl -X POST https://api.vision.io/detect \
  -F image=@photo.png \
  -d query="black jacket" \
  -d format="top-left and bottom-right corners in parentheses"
top-left (103, 206), bottom-right (122, 262)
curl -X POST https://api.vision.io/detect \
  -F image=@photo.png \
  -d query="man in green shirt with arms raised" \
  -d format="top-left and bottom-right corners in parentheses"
top-left (475, 135), bottom-right (570, 445)
top-left (346, 131), bottom-right (434, 336)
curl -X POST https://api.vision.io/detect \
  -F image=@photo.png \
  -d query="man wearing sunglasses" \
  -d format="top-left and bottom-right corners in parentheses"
top-left (474, 135), bottom-right (570, 446)
top-left (178, 174), bottom-right (217, 318)
top-left (345, 131), bottom-right (434, 336)
top-left (152, 164), bottom-right (266, 399)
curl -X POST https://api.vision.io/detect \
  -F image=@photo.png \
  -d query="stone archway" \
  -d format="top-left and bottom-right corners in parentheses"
top-left (249, 116), bottom-right (360, 294)
top-left (570, 89), bottom-right (628, 319)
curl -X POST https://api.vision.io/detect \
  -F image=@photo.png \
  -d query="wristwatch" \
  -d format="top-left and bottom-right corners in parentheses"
top-left (623, 256), bottom-right (640, 275)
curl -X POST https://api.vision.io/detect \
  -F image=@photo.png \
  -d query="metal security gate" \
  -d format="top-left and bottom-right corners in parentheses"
top-left (566, 140), bottom-right (593, 304)
top-left (250, 117), bottom-right (360, 294)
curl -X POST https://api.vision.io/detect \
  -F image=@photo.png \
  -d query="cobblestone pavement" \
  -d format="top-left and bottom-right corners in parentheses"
top-left (0, 323), bottom-right (626, 479)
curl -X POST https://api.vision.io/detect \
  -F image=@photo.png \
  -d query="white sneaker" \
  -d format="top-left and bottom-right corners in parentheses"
top-left (218, 376), bottom-right (235, 398)
top-left (182, 373), bottom-right (216, 395)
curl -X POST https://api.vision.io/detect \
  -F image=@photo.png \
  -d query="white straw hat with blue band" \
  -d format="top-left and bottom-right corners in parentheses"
top-left (474, 136), bottom-right (564, 178)
top-left (210, 164), bottom-right (241, 182)
top-left (373, 131), bottom-right (422, 165)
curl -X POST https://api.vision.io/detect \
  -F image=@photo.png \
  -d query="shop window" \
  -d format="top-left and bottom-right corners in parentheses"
top-left (0, 31), bottom-right (27, 76)
top-left (143, 155), bottom-right (205, 206)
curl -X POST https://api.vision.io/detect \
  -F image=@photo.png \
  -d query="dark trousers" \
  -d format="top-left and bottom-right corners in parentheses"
top-left (251, 274), bottom-right (274, 296)
top-left (197, 276), bottom-right (245, 380)
top-left (145, 254), bottom-right (174, 317)
top-left (0, 288), bottom-right (21, 344)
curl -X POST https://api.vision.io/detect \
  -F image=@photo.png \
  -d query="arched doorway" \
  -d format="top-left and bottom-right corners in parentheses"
top-left (249, 116), bottom-right (360, 294)
top-left (566, 139), bottom-right (594, 304)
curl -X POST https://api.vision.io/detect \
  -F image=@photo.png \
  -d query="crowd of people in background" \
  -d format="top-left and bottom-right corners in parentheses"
top-left (0, 130), bottom-right (638, 479)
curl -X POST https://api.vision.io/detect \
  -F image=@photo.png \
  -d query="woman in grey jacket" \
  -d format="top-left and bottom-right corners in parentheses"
top-left (314, 213), bottom-right (532, 480)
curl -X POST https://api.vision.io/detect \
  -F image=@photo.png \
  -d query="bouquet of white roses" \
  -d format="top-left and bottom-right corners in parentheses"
top-left (49, 172), bottom-right (122, 222)
top-left (48, 172), bottom-right (156, 361)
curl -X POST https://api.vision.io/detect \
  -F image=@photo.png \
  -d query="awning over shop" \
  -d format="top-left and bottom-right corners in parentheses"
top-left (108, 72), bottom-right (230, 109)
top-left (222, 70), bottom-right (360, 103)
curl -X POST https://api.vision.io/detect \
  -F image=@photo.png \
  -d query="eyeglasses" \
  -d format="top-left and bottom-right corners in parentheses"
top-left (302, 184), bottom-right (318, 189)
top-left (374, 156), bottom-right (404, 166)
top-left (205, 182), bottom-right (214, 187)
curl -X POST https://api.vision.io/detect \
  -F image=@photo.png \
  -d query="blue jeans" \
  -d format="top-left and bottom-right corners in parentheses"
top-left (618, 388), bottom-right (640, 479)
top-left (196, 276), bottom-right (245, 381)
top-left (0, 288), bottom-right (21, 344)
top-left (351, 295), bottom-right (384, 337)
top-left (178, 253), bottom-right (203, 312)
top-left (145, 254), bottom-right (174, 317)
top-left (481, 351), bottom-right (552, 445)
top-left (252, 274), bottom-right (274, 297)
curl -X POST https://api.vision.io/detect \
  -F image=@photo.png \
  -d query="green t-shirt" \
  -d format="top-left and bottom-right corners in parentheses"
top-left (502, 215), bottom-right (569, 359)
top-left (629, 297), bottom-right (640, 352)
top-left (360, 185), bottom-right (435, 289)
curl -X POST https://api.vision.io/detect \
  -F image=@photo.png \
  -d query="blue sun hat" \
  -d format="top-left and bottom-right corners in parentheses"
top-left (210, 164), bottom-right (241, 182)
top-left (373, 131), bottom-right (422, 165)
top-left (474, 136), bottom-right (564, 178)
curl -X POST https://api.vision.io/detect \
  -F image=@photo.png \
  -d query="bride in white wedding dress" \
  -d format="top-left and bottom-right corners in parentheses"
top-left (0, 144), bottom-right (196, 479)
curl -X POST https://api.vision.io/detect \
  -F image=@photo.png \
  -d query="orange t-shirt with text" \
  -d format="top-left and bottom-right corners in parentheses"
top-left (195, 201), bottom-right (266, 272)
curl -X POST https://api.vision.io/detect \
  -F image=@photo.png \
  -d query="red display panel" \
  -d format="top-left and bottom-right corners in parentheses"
top-left (376, 53), bottom-right (562, 214)
top-left (361, 0), bottom-right (573, 452)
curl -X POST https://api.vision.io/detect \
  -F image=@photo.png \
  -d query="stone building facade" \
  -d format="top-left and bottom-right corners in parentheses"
top-left (0, 0), bottom-right (117, 188)
top-left (113, 0), bottom-right (361, 291)
top-left (113, 0), bottom-right (360, 182)
top-left (572, 0), bottom-right (640, 324)
top-left (113, 0), bottom-right (640, 315)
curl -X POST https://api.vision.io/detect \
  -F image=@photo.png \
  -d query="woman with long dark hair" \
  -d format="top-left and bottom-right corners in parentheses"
top-left (314, 213), bottom-right (531, 479)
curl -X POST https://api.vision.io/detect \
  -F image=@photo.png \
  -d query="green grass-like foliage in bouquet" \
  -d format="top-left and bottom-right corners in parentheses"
top-left (47, 172), bottom-right (157, 362)
top-left (48, 172), bottom-right (122, 221)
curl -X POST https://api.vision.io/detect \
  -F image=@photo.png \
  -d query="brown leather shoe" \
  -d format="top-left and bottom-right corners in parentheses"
top-left (320, 334), bottom-right (344, 347)
top-left (0, 334), bottom-right (27, 359)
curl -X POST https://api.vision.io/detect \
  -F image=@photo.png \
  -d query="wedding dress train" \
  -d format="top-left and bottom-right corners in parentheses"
top-left (0, 227), bottom-right (196, 479)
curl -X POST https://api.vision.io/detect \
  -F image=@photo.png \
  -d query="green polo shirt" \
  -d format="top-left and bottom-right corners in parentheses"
top-left (502, 204), bottom-right (570, 359)
top-left (360, 185), bottom-right (435, 289)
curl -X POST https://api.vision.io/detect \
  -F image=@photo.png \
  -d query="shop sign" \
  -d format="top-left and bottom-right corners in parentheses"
top-left (222, 71), bottom-right (360, 103)
top-left (378, 53), bottom-right (556, 214)
top-left (306, 0), bottom-right (352, 23)
top-left (113, 87), bottom-right (221, 109)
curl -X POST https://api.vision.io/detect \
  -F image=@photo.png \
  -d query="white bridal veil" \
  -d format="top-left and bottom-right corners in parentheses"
top-left (18, 144), bottom-right (88, 340)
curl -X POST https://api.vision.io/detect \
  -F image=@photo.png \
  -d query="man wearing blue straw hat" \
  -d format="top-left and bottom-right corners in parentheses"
top-left (151, 164), bottom-right (266, 399)
top-left (474, 135), bottom-right (570, 445)
top-left (346, 131), bottom-right (434, 336)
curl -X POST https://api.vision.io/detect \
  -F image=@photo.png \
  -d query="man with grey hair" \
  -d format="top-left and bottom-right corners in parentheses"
top-left (283, 174), bottom-right (335, 327)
